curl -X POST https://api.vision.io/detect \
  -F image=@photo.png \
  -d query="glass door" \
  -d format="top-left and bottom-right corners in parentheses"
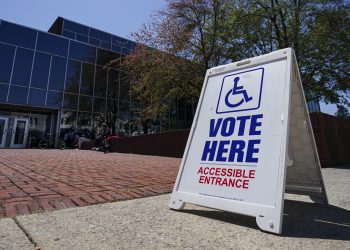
top-left (10, 118), bottom-right (29, 148)
top-left (0, 117), bottom-right (8, 148)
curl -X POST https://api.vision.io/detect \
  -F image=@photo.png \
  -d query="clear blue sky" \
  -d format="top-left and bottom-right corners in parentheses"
top-left (0, 0), bottom-right (166, 39)
top-left (0, 0), bottom-right (339, 115)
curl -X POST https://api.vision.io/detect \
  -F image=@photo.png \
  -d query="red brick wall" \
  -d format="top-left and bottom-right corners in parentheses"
top-left (110, 113), bottom-right (350, 168)
top-left (310, 112), bottom-right (350, 168)
top-left (110, 129), bottom-right (190, 158)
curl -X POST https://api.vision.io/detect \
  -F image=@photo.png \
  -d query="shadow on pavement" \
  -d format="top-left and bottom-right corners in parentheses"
top-left (180, 199), bottom-right (350, 240)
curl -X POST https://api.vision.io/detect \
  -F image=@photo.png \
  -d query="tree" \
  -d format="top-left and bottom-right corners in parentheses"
top-left (125, 0), bottom-right (350, 122)
top-left (124, 0), bottom-right (234, 127)
top-left (335, 104), bottom-right (350, 119)
top-left (228, 0), bottom-right (350, 105)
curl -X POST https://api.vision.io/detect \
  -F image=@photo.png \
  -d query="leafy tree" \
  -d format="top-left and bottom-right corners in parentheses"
top-left (125, 0), bottom-right (350, 120)
top-left (335, 104), bottom-right (350, 119)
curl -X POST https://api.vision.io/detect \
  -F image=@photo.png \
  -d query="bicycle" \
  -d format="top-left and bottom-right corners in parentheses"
top-left (39, 133), bottom-right (65, 150)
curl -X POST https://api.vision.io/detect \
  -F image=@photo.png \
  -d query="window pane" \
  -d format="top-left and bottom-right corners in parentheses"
top-left (93, 97), bottom-right (105, 113)
top-left (119, 71), bottom-right (130, 101)
top-left (28, 88), bottom-right (46, 107)
top-left (0, 21), bottom-right (36, 49)
top-left (63, 20), bottom-right (89, 36)
top-left (65, 60), bottom-right (80, 93)
top-left (12, 48), bottom-right (34, 86)
top-left (100, 41), bottom-right (111, 50)
top-left (76, 34), bottom-right (88, 43)
top-left (49, 56), bottom-right (66, 91)
top-left (31, 52), bottom-right (50, 89)
top-left (89, 37), bottom-right (100, 47)
top-left (79, 95), bottom-right (92, 112)
top-left (62, 29), bottom-right (75, 39)
top-left (77, 112), bottom-right (91, 129)
top-left (8, 85), bottom-right (28, 105)
top-left (107, 69), bottom-right (119, 100)
top-left (94, 66), bottom-right (107, 98)
top-left (63, 93), bottom-right (78, 110)
top-left (37, 32), bottom-right (68, 57)
top-left (97, 49), bottom-right (120, 67)
top-left (112, 44), bottom-right (122, 54)
top-left (60, 110), bottom-right (77, 132)
top-left (46, 91), bottom-right (62, 108)
top-left (106, 98), bottom-right (118, 115)
top-left (117, 101), bottom-right (129, 136)
top-left (90, 28), bottom-right (111, 42)
top-left (0, 43), bottom-right (15, 83)
top-left (112, 36), bottom-right (125, 47)
top-left (0, 84), bottom-right (9, 102)
top-left (69, 41), bottom-right (96, 63)
top-left (80, 63), bottom-right (94, 96)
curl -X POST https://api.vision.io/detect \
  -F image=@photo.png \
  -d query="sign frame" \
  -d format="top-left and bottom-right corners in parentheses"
top-left (169, 48), bottom-right (327, 234)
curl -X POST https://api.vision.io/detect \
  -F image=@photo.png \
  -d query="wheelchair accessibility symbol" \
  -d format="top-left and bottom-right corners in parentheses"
top-left (225, 77), bottom-right (253, 108)
top-left (216, 67), bottom-right (264, 114)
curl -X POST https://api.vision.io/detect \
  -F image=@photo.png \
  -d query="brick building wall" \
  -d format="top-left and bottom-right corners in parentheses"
top-left (109, 112), bottom-right (350, 168)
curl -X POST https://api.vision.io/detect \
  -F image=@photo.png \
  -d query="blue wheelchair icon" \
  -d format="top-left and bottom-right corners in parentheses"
top-left (224, 76), bottom-right (253, 108)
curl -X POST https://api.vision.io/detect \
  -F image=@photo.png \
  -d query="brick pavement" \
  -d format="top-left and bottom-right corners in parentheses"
top-left (0, 149), bottom-right (181, 218)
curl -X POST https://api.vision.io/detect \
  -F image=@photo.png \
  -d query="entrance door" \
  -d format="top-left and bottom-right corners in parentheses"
top-left (10, 118), bottom-right (29, 148)
top-left (0, 117), bottom-right (8, 148)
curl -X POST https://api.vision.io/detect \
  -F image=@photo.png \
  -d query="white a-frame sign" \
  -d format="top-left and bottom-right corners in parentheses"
top-left (169, 48), bottom-right (328, 234)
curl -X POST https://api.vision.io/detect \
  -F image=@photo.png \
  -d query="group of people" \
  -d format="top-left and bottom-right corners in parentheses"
top-left (63, 123), bottom-right (111, 150)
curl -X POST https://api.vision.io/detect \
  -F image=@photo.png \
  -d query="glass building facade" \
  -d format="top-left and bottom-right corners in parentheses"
top-left (0, 18), bottom-right (195, 148)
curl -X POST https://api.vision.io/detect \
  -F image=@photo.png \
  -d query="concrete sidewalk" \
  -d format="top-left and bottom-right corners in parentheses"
top-left (1, 168), bottom-right (350, 250)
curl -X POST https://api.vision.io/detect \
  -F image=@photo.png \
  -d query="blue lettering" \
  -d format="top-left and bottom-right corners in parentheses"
top-left (201, 140), bottom-right (217, 161)
top-left (216, 140), bottom-right (230, 161)
top-left (209, 119), bottom-right (222, 137)
top-left (249, 114), bottom-right (263, 135)
top-left (221, 117), bottom-right (235, 137)
top-left (246, 139), bottom-right (260, 163)
top-left (228, 140), bottom-right (245, 162)
top-left (236, 116), bottom-right (250, 136)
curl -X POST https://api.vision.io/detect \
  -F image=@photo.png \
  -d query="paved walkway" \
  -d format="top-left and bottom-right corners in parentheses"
top-left (1, 167), bottom-right (349, 250)
top-left (0, 149), bottom-right (180, 218)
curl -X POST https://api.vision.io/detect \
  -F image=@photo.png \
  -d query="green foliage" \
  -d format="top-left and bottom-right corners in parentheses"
top-left (124, 0), bottom-right (350, 121)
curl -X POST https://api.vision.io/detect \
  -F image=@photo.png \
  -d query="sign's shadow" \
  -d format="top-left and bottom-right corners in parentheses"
top-left (180, 200), bottom-right (350, 240)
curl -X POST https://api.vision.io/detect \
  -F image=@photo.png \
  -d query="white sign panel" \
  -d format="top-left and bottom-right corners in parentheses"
top-left (169, 48), bottom-right (327, 234)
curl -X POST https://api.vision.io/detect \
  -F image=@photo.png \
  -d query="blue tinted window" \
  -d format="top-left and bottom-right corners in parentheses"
top-left (122, 48), bottom-right (131, 55)
top-left (46, 91), bottom-right (62, 108)
top-left (63, 20), bottom-right (89, 35)
top-left (11, 48), bottom-right (34, 86)
top-left (31, 52), bottom-right (50, 89)
top-left (112, 36), bottom-right (125, 46)
top-left (97, 49), bottom-right (120, 68)
top-left (100, 41), bottom-right (111, 50)
top-left (28, 88), bottom-right (46, 107)
top-left (0, 84), bottom-right (9, 102)
top-left (93, 97), bottom-right (106, 113)
top-left (62, 30), bottom-right (75, 39)
top-left (63, 93), bottom-right (78, 110)
top-left (49, 56), bottom-right (66, 91)
top-left (77, 112), bottom-right (92, 128)
top-left (119, 71), bottom-right (130, 101)
top-left (65, 60), bottom-right (81, 93)
top-left (88, 37), bottom-right (100, 46)
top-left (37, 32), bottom-right (68, 57)
top-left (76, 34), bottom-right (88, 43)
top-left (80, 63), bottom-right (94, 96)
top-left (0, 43), bottom-right (15, 83)
top-left (79, 95), bottom-right (92, 112)
top-left (112, 44), bottom-right (122, 54)
top-left (8, 85), bottom-right (28, 105)
top-left (94, 66), bottom-right (107, 98)
top-left (69, 41), bottom-right (96, 63)
top-left (0, 21), bottom-right (36, 49)
top-left (107, 69), bottom-right (119, 100)
top-left (90, 28), bottom-right (111, 42)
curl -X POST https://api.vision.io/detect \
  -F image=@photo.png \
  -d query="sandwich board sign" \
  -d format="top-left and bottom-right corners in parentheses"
top-left (169, 48), bottom-right (328, 234)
